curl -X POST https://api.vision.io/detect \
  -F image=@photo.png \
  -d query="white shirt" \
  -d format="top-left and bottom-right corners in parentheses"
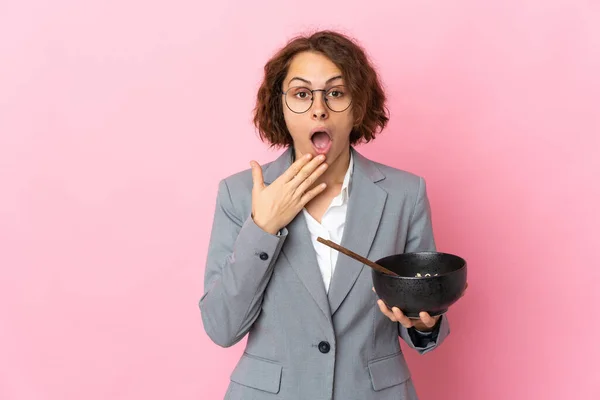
top-left (302, 152), bottom-right (354, 293)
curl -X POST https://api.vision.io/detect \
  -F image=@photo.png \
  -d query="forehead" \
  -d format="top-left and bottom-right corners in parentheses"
top-left (285, 51), bottom-right (342, 85)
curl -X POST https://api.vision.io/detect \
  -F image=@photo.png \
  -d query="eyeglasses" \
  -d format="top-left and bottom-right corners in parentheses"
top-left (281, 85), bottom-right (352, 114)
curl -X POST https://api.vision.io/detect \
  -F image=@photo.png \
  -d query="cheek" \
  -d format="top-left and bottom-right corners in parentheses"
top-left (283, 110), bottom-right (306, 139)
top-left (332, 112), bottom-right (355, 136)
top-left (346, 106), bottom-right (357, 127)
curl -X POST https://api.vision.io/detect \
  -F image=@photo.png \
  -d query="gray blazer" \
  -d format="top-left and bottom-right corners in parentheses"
top-left (200, 147), bottom-right (450, 400)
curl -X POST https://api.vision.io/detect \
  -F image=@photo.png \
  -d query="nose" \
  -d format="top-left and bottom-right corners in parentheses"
top-left (311, 91), bottom-right (329, 120)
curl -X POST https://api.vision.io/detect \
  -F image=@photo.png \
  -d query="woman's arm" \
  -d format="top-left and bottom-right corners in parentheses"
top-left (397, 177), bottom-right (451, 354)
top-left (199, 179), bottom-right (287, 348)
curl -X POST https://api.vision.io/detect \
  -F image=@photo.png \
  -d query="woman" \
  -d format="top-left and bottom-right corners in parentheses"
top-left (200, 30), bottom-right (450, 400)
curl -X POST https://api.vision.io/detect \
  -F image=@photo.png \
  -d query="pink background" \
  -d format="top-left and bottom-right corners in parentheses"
top-left (1, 1), bottom-right (598, 399)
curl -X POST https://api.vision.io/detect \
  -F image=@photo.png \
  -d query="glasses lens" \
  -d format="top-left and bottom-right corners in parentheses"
top-left (285, 86), bottom-right (313, 113)
top-left (325, 86), bottom-right (351, 112)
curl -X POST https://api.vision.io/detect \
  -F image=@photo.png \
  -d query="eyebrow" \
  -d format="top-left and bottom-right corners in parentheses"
top-left (288, 75), bottom-right (343, 86)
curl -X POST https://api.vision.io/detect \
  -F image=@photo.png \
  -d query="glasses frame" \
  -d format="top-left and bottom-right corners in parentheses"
top-left (281, 86), bottom-right (352, 114)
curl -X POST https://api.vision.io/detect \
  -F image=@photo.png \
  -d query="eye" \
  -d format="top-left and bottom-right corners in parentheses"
top-left (327, 87), bottom-right (345, 98)
top-left (289, 87), bottom-right (312, 100)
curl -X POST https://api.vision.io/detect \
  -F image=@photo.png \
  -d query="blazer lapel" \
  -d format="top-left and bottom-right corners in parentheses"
top-left (327, 148), bottom-right (387, 315)
top-left (263, 148), bottom-right (333, 323)
top-left (281, 214), bottom-right (333, 322)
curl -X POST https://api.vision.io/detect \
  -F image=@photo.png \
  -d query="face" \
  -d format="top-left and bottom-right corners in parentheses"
top-left (282, 51), bottom-right (354, 162)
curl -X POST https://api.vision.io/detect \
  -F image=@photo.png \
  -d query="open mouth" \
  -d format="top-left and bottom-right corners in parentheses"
top-left (310, 130), bottom-right (332, 154)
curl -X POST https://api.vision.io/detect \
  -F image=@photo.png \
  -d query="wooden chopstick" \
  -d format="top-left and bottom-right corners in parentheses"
top-left (316, 237), bottom-right (399, 277)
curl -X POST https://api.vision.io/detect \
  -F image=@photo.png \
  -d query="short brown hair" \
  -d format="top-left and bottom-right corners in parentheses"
top-left (253, 30), bottom-right (389, 148)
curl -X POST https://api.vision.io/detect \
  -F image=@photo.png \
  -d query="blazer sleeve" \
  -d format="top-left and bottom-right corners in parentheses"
top-left (398, 177), bottom-right (451, 354)
top-left (199, 179), bottom-right (288, 347)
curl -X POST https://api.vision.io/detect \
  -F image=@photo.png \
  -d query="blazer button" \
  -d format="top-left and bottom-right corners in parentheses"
top-left (259, 252), bottom-right (269, 261)
top-left (318, 341), bottom-right (330, 354)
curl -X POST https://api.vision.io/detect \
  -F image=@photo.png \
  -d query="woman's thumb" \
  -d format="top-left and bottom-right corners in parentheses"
top-left (250, 161), bottom-right (265, 190)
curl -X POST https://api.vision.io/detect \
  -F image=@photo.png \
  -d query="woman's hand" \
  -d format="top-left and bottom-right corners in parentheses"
top-left (250, 153), bottom-right (328, 235)
top-left (376, 299), bottom-right (441, 331)
top-left (373, 282), bottom-right (468, 332)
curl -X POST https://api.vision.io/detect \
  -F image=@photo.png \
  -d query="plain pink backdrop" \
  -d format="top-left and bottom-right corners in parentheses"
top-left (1, 1), bottom-right (599, 399)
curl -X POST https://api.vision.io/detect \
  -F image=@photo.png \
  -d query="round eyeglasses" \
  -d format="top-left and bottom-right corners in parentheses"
top-left (282, 85), bottom-right (352, 114)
